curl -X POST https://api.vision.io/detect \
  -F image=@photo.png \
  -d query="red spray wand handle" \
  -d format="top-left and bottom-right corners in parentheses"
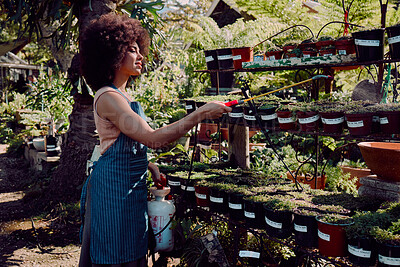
top-left (225, 99), bottom-right (244, 107)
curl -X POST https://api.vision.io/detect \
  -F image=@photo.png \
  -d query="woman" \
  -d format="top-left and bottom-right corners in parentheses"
top-left (78, 13), bottom-right (231, 266)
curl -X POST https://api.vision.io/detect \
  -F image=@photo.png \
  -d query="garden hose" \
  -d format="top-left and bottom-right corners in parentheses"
top-left (381, 64), bottom-right (392, 103)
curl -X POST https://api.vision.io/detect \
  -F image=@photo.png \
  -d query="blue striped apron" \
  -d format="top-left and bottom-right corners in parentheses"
top-left (80, 88), bottom-right (148, 264)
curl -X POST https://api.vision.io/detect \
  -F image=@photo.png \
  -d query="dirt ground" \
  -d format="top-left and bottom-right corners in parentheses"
top-left (0, 144), bottom-right (179, 266)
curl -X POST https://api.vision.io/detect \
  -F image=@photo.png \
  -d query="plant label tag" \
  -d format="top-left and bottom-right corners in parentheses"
top-left (322, 117), bottom-right (344, 125)
top-left (195, 193), bottom-right (207, 199)
top-left (355, 39), bottom-right (380, 47)
top-left (318, 230), bottom-right (330, 241)
top-left (269, 55), bottom-right (276, 60)
top-left (348, 245), bottom-right (371, 258)
top-left (389, 35), bottom-right (400, 44)
top-left (186, 105), bottom-right (193, 109)
top-left (322, 53), bottom-right (333, 56)
top-left (298, 115), bottom-right (320, 124)
top-left (205, 56), bottom-right (214, 62)
top-left (239, 250), bottom-right (260, 259)
top-left (265, 217), bottom-right (282, 229)
top-left (347, 120), bottom-right (364, 128)
top-left (278, 117), bottom-right (295, 123)
top-left (294, 223), bottom-right (307, 233)
top-left (229, 202), bottom-right (242, 210)
top-left (218, 55), bottom-right (232, 60)
top-left (181, 185), bottom-right (195, 191)
top-left (244, 211), bottom-right (255, 219)
top-left (244, 115), bottom-right (256, 121)
top-left (378, 254), bottom-right (400, 265)
top-left (254, 55), bottom-right (264, 62)
top-left (380, 117), bottom-right (389, 124)
top-left (229, 112), bottom-right (243, 118)
top-left (233, 55), bottom-right (242, 60)
top-left (261, 114), bottom-right (277, 120)
top-left (168, 180), bottom-right (180, 186)
top-left (210, 196), bottom-right (223, 203)
top-left (303, 54), bottom-right (311, 58)
top-left (338, 50), bottom-right (347, 55)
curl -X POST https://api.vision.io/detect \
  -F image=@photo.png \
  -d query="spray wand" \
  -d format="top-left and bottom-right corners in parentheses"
top-left (224, 75), bottom-right (333, 107)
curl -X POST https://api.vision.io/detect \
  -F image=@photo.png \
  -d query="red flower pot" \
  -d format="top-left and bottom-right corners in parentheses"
top-left (286, 171), bottom-right (327, 190)
top-left (231, 47), bottom-right (253, 69)
top-left (277, 110), bottom-right (295, 130)
top-left (194, 185), bottom-right (210, 207)
top-left (302, 50), bottom-right (318, 58)
top-left (297, 111), bottom-right (320, 132)
top-left (320, 111), bottom-right (345, 134)
top-left (345, 113), bottom-right (373, 136)
top-left (265, 50), bottom-right (284, 60)
top-left (316, 40), bottom-right (335, 50)
top-left (335, 38), bottom-right (356, 55)
top-left (319, 48), bottom-right (336, 56)
top-left (316, 215), bottom-right (354, 257)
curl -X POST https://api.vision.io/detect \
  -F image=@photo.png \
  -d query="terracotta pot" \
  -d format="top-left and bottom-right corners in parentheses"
top-left (194, 185), bottom-right (210, 207)
top-left (379, 110), bottom-right (400, 134)
top-left (316, 215), bottom-right (354, 257)
top-left (286, 171), bottom-right (327, 190)
top-left (358, 142), bottom-right (400, 182)
top-left (197, 123), bottom-right (218, 143)
top-left (335, 38), bottom-right (356, 55)
top-left (231, 47), bottom-right (253, 69)
top-left (221, 127), bottom-right (229, 141)
top-left (297, 111), bottom-right (320, 132)
top-left (277, 110), bottom-right (296, 130)
top-left (320, 111), bottom-right (345, 134)
top-left (345, 113), bottom-right (373, 136)
top-left (340, 166), bottom-right (372, 189)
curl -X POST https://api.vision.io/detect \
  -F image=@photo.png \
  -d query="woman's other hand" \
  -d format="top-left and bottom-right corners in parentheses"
top-left (197, 101), bottom-right (232, 120)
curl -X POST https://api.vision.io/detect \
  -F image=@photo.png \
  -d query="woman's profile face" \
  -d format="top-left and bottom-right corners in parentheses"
top-left (118, 42), bottom-right (144, 77)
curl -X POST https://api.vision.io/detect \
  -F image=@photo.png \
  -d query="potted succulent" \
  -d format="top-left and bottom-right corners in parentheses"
top-left (298, 37), bottom-right (317, 52)
top-left (302, 46), bottom-right (318, 58)
top-left (228, 185), bottom-right (254, 221)
top-left (208, 182), bottom-right (230, 214)
top-left (335, 35), bottom-right (356, 55)
top-left (316, 213), bottom-right (354, 257)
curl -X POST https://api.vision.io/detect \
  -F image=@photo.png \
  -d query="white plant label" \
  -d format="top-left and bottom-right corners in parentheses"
top-left (303, 54), bottom-right (311, 58)
top-left (338, 50), bottom-right (347, 55)
top-left (168, 180), bottom-right (180, 186)
top-left (244, 211), bottom-right (255, 219)
top-left (244, 115), bottom-right (256, 121)
top-left (294, 223), bottom-right (307, 233)
top-left (265, 217), bottom-right (282, 229)
top-left (318, 229), bottom-right (330, 241)
top-left (269, 55), bottom-right (276, 60)
top-left (239, 250), bottom-right (260, 259)
top-left (229, 112), bottom-right (243, 118)
top-left (205, 56), bottom-right (214, 62)
top-left (380, 117), bottom-right (389, 124)
top-left (233, 55), bottom-right (242, 60)
top-left (378, 254), bottom-right (400, 266)
top-left (389, 35), bottom-right (400, 44)
top-left (322, 53), bottom-right (333, 56)
top-left (347, 120), bottom-right (364, 128)
top-left (185, 105), bottom-right (193, 109)
top-left (181, 185), bottom-right (195, 191)
top-left (348, 245), bottom-right (371, 258)
top-left (278, 117), bottom-right (295, 123)
top-left (254, 55), bottom-right (264, 62)
top-left (195, 193), bottom-right (207, 199)
top-left (229, 202), bottom-right (242, 210)
top-left (261, 114), bottom-right (277, 120)
top-left (298, 115), bottom-right (320, 124)
top-left (373, 116), bottom-right (379, 122)
top-left (218, 55), bottom-right (232, 60)
top-left (322, 117), bottom-right (344, 125)
top-left (355, 39), bottom-right (380, 47)
top-left (210, 196), bottom-right (223, 203)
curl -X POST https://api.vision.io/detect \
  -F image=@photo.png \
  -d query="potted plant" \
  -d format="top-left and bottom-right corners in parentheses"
top-left (293, 205), bottom-right (324, 248)
top-left (319, 44), bottom-right (336, 56)
top-left (208, 182), bottom-right (230, 214)
top-left (346, 211), bottom-right (393, 266)
top-left (265, 47), bottom-right (284, 60)
top-left (335, 35), bottom-right (356, 55)
top-left (243, 194), bottom-right (269, 229)
top-left (257, 103), bottom-right (278, 130)
top-left (339, 159), bottom-right (371, 189)
top-left (316, 213), bottom-right (354, 257)
top-left (194, 179), bottom-right (212, 208)
top-left (302, 46), bottom-right (318, 58)
top-left (263, 194), bottom-right (297, 239)
top-left (315, 36), bottom-right (335, 51)
top-left (386, 23), bottom-right (400, 60)
top-left (317, 101), bottom-right (346, 134)
top-left (377, 103), bottom-right (400, 134)
top-left (298, 37), bottom-right (317, 52)
top-left (291, 102), bottom-right (320, 132)
top-left (371, 219), bottom-right (400, 267)
top-left (276, 103), bottom-right (296, 130)
top-left (352, 28), bottom-right (385, 62)
top-left (344, 101), bottom-right (376, 136)
top-left (228, 185), bottom-right (253, 221)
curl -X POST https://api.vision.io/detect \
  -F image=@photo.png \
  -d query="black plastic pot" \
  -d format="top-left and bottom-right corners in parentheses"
top-left (386, 25), bottom-right (400, 60)
top-left (243, 106), bottom-right (257, 128)
top-left (258, 105), bottom-right (277, 130)
top-left (180, 178), bottom-right (196, 203)
top-left (293, 208), bottom-right (319, 248)
top-left (228, 192), bottom-right (244, 220)
top-left (352, 29), bottom-right (385, 62)
top-left (216, 48), bottom-right (234, 70)
top-left (348, 237), bottom-right (377, 267)
top-left (264, 207), bottom-right (293, 239)
top-left (167, 174), bottom-right (181, 195)
top-left (204, 50), bottom-right (218, 70)
top-left (209, 188), bottom-right (228, 214)
top-left (228, 106), bottom-right (244, 124)
top-left (210, 72), bottom-right (235, 89)
top-left (377, 241), bottom-right (400, 267)
top-left (243, 199), bottom-right (265, 229)
top-left (184, 99), bottom-right (196, 115)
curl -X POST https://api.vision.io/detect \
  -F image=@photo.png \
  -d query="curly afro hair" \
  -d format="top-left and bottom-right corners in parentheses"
top-left (79, 13), bottom-right (150, 91)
